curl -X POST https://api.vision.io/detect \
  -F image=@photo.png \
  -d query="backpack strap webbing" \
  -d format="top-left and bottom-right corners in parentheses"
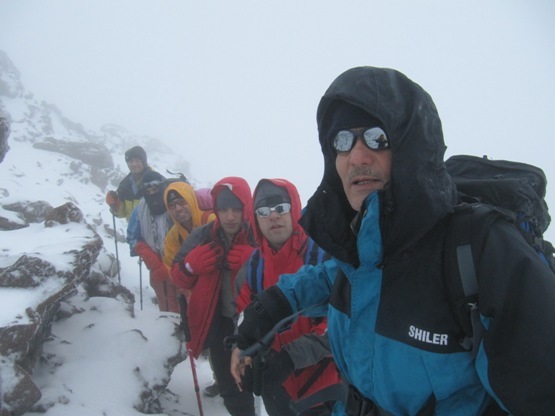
top-left (304, 238), bottom-right (332, 266)
top-left (247, 250), bottom-right (264, 296)
top-left (290, 382), bottom-right (346, 415)
top-left (445, 204), bottom-right (498, 356)
top-left (295, 356), bottom-right (333, 398)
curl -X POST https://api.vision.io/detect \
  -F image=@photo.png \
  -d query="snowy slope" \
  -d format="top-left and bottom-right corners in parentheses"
top-left (0, 51), bottom-right (262, 416)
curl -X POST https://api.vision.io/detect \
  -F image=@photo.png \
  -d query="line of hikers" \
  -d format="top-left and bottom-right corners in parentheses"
top-left (105, 66), bottom-right (555, 416)
top-left (105, 146), bottom-right (340, 414)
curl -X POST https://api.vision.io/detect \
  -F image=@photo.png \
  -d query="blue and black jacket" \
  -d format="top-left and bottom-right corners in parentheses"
top-left (276, 67), bottom-right (555, 415)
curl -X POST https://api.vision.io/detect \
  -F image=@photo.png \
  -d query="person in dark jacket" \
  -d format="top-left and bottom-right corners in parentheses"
top-left (106, 145), bottom-right (152, 221)
top-left (171, 176), bottom-right (256, 416)
top-left (231, 179), bottom-right (342, 415)
top-left (127, 170), bottom-right (177, 312)
top-left (235, 67), bottom-right (555, 415)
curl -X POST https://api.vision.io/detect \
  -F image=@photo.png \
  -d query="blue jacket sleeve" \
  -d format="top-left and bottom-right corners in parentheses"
top-left (276, 259), bottom-right (337, 317)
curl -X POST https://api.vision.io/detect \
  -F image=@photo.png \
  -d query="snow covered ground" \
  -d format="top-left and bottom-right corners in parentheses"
top-left (1, 217), bottom-right (266, 416)
top-left (0, 59), bottom-right (268, 414)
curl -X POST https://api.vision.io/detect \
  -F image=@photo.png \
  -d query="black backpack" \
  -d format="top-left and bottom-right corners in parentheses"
top-left (444, 155), bottom-right (555, 355)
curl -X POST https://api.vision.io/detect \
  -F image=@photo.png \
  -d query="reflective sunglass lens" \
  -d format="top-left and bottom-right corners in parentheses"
top-left (333, 131), bottom-right (355, 152)
top-left (256, 207), bottom-right (271, 217)
top-left (274, 203), bottom-right (291, 214)
top-left (333, 127), bottom-right (390, 152)
top-left (364, 128), bottom-right (389, 150)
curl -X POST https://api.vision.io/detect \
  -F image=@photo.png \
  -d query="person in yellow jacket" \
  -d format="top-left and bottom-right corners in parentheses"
top-left (163, 180), bottom-right (220, 396)
top-left (163, 181), bottom-right (216, 270)
top-left (106, 146), bottom-right (153, 221)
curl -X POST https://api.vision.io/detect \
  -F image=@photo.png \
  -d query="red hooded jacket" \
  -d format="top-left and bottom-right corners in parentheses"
top-left (236, 179), bottom-right (341, 404)
top-left (173, 177), bottom-right (256, 358)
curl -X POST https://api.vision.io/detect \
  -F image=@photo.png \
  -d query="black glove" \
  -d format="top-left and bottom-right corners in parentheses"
top-left (236, 286), bottom-right (294, 352)
top-left (262, 349), bottom-right (294, 386)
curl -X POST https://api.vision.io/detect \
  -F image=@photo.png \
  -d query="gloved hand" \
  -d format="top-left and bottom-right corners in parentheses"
top-left (134, 241), bottom-right (163, 271)
top-left (151, 263), bottom-right (169, 282)
top-left (225, 244), bottom-right (254, 274)
top-left (105, 190), bottom-right (120, 211)
top-left (171, 261), bottom-right (196, 290)
top-left (262, 349), bottom-right (294, 386)
top-left (184, 243), bottom-right (223, 275)
top-left (236, 286), bottom-right (294, 352)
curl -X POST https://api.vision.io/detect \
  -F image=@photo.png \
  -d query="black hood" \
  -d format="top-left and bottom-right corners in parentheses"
top-left (300, 67), bottom-right (457, 265)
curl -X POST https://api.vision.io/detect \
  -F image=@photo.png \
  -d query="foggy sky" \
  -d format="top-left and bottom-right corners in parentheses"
top-left (1, 0), bottom-right (555, 238)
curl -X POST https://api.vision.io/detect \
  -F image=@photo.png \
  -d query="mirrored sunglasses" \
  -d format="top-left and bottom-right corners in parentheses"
top-left (255, 202), bottom-right (292, 218)
top-left (143, 180), bottom-right (164, 195)
top-left (333, 127), bottom-right (390, 152)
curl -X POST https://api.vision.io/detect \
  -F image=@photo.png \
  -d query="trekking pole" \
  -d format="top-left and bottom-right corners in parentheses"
top-left (111, 213), bottom-right (121, 283)
top-left (139, 259), bottom-right (144, 310)
top-left (163, 281), bottom-right (169, 311)
top-left (178, 295), bottom-right (204, 416)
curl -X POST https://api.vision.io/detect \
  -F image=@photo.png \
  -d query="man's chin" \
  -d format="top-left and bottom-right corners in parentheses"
top-left (348, 189), bottom-right (375, 211)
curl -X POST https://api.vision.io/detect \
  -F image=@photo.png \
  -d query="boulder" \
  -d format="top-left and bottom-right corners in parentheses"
top-left (33, 137), bottom-right (114, 169)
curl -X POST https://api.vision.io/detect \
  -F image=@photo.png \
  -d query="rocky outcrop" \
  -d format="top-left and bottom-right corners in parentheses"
top-left (33, 137), bottom-right (114, 169)
top-left (0, 49), bottom-right (188, 415)
top-left (0, 203), bottom-right (103, 416)
top-left (0, 201), bottom-right (185, 416)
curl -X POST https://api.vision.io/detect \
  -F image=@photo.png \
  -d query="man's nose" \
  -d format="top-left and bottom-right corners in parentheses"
top-left (349, 137), bottom-right (374, 164)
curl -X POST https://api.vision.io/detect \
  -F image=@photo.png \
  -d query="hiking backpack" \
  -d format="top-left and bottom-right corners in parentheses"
top-left (193, 187), bottom-right (215, 225)
top-left (444, 155), bottom-right (555, 354)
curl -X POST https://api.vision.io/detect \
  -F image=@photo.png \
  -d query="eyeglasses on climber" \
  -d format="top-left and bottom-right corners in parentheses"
top-left (333, 127), bottom-right (390, 153)
top-left (255, 203), bottom-right (292, 218)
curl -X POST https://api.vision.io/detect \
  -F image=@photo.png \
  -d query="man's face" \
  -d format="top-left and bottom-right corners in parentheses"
top-left (127, 157), bottom-right (145, 175)
top-left (256, 206), bottom-right (293, 250)
top-left (167, 198), bottom-right (192, 226)
top-left (216, 207), bottom-right (243, 237)
top-left (335, 127), bottom-right (392, 211)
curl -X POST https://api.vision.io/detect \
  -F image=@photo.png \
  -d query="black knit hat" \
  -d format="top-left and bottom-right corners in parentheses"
top-left (125, 146), bottom-right (147, 165)
top-left (142, 170), bottom-right (165, 189)
top-left (215, 187), bottom-right (243, 209)
top-left (254, 180), bottom-right (291, 209)
top-left (321, 100), bottom-right (384, 146)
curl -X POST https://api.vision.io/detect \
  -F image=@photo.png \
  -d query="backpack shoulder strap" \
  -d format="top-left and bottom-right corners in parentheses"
top-left (246, 249), bottom-right (264, 296)
top-left (444, 203), bottom-right (499, 356)
top-left (304, 238), bottom-right (332, 266)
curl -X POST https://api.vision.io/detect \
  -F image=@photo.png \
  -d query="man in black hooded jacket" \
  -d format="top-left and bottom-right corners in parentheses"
top-left (234, 67), bottom-right (555, 415)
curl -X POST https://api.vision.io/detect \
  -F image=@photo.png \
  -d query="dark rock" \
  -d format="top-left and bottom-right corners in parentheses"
top-left (0, 256), bottom-right (58, 288)
top-left (0, 214), bottom-right (27, 230)
top-left (82, 270), bottom-right (135, 309)
top-left (3, 200), bottom-right (53, 223)
top-left (33, 136), bottom-right (114, 169)
top-left (1, 365), bottom-right (42, 416)
top-left (44, 202), bottom-right (83, 227)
